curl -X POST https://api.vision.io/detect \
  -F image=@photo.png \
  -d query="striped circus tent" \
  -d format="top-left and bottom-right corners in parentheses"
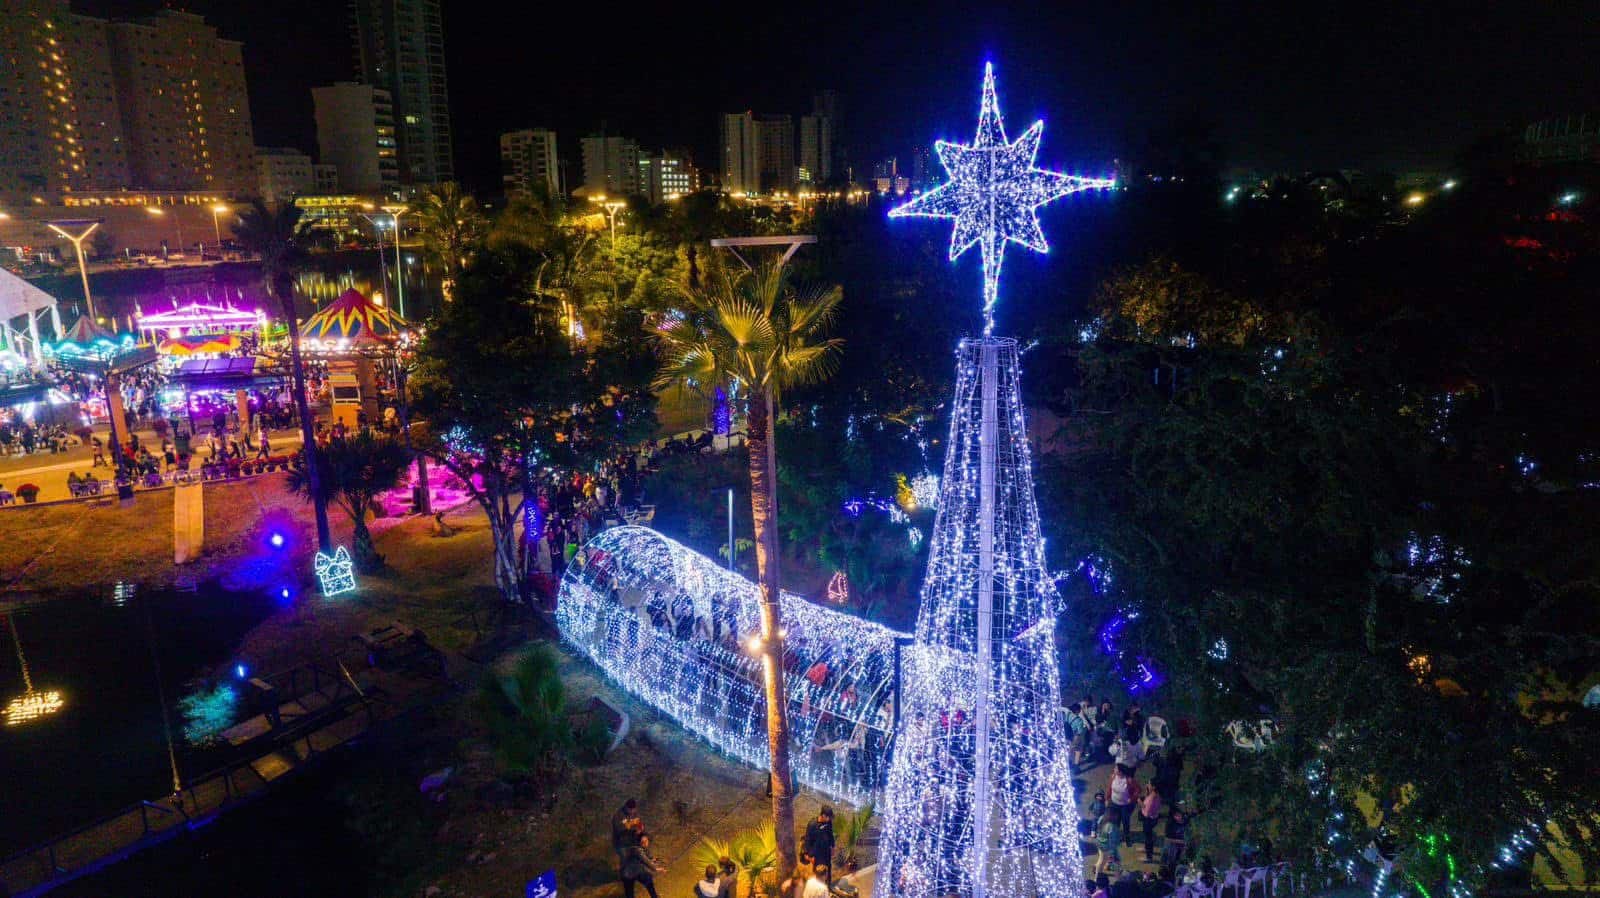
top-left (300, 289), bottom-right (409, 347)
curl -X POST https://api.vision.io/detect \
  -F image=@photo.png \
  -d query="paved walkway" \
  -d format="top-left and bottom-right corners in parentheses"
top-left (0, 422), bottom-right (304, 504)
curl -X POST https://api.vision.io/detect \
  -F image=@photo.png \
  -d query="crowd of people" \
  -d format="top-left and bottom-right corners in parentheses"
top-left (610, 800), bottom-right (864, 898)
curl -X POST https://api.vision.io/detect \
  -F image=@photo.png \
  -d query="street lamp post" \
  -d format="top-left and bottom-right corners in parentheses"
top-left (46, 219), bottom-right (102, 319)
top-left (145, 207), bottom-right (183, 257)
top-left (381, 205), bottom-right (409, 318)
top-left (210, 204), bottom-right (230, 250)
top-left (602, 200), bottom-right (625, 251)
top-left (361, 210), bottom-right (391, 303)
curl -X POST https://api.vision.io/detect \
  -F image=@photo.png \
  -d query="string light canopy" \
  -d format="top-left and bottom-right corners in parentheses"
top-left (557, 526), bottom-right (906, 805)
top-left (889, 61), bottom-right (1115, 335)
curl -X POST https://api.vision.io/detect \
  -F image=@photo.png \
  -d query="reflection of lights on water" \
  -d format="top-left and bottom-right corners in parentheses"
top-left (4, 690), bottom-right (64, 727)
top-left (111, 580), bottom-right (138, 606)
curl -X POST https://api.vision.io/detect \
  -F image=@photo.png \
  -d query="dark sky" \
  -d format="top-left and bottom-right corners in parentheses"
top-left (81, 1), bottom-right (1600, 193)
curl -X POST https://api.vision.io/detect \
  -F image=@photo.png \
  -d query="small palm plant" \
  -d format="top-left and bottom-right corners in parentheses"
top-left (835, 801), bottom-right (877, 867)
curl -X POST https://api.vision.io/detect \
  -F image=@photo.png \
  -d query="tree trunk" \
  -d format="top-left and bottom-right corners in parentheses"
top-left (747, 388), bottom-right (798, 881)
top-left (351, 514), bottom-right (383, 573)
top-left (278, 281), bottom-right (331, 550)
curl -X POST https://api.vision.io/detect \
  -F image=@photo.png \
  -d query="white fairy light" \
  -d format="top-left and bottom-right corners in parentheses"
top-left (910, 472), bottom-right (941, 510)
top-left (877, 339), bottom-right (1085, 898)
top-left (889, 62), bottom-right (1115, 335)
top-left (556, 526), bottom-right (905, 805)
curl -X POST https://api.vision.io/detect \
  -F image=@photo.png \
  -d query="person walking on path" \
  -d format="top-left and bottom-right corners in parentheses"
top-left (611, 798), bottom-right (640, 860)
top-left (256, 427), bottom-right (271, 461)
top-left (803, 806), bottom-right (836, 884)
top-left (1108, 766), bottom-right (1141, 847)
top-left (1139, 783), bottom-right (1164, 862)
top-left (619, 831), bottom-right (665, 898)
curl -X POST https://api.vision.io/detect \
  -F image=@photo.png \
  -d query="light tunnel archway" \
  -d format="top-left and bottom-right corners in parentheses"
top-left (557, 525), bottom-right (906, 804)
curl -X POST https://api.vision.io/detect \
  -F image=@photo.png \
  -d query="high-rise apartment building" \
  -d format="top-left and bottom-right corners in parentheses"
top-left (755, 114), bottom-right (795, 194)
top-left (721, 113), bottom-right (757, 195)
top-left (0, 3), bottom-right (255, 199)
top-left (352, 0), bottom-right (453, 186)
top-left (638, 153), bottom-right (694, 204)
top-left (581, 135), bottom-right (641, 196)
top-left (799, 114), bottom-right (832, 185)
top-left (314, 82), bottom-right (399, 194)
top-left (910, 144), bottom-right (934, 190)
top-left (501, 128), bottom-right (560, 199)
top-left (255, 147), bottom-right (316, 204)
top-left (107, 11), bottom-right (255, 195)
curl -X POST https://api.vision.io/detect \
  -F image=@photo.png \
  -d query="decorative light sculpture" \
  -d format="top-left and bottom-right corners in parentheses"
top-left (889, 62), bottom-right (1115, 336)
top-left (314, 546), bottom-right (357, 596)
top-left (879, 62), bottom-right (1109, 898)
top-left (557, 526), bottom-right (905, 805)
top-left (827, 570), bottom-right (850, 605)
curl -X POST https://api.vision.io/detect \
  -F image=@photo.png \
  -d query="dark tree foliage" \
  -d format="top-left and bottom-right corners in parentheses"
top-left (410, 244), bottom-right (657, 600)
top-left (284, 431), bottom-right (410, 573)
top-left (1037, 179), bottom-right (1600, 886)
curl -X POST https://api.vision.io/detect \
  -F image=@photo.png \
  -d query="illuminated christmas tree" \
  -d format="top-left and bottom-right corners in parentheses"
top-left (878, 63), bottom-right (1113, 898)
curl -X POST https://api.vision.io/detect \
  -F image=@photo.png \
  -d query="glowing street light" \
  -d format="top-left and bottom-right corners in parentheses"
top-left (210, 203), bottom-right (230, 248)
top-left (381, 204), bottom-right (409, 318)
top-left (360, 208), bottom-right (392, 303)
top-left (1405, 192), bottom-right (1426, 207)
top-left (589, 194), bottom-right (626, 250)
top-left (46, 218), bottom-right (101, 318)
top-left (145, 206), bottom-right (183, 253)
top-left (1559, 192), bottom-right (1580, 206)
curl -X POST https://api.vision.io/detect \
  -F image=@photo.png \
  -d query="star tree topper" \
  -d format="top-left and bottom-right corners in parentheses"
top-left (890, 62), bottom-right (1114, 334)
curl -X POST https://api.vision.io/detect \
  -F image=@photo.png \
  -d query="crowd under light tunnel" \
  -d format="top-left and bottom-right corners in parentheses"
top-left (556, 525), bottom-right (908, 804)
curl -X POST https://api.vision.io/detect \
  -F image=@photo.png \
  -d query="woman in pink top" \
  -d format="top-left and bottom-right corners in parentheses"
top-left (1139, 786), bottom-right (1163, 862)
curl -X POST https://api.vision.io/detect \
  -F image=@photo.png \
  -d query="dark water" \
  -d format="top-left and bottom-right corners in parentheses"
top-left (0, 583), bottom-right (277, 857)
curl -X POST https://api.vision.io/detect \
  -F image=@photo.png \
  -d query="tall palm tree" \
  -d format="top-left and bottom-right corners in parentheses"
top-left (234, 200), bottom-right (331, 550)
top-left (414, 182), bottom-right (486, 300)
top-left (654, 260), bottom-right (842, 882)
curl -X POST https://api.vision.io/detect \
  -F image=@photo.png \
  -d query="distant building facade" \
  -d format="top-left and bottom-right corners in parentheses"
top-left (256, 147), bottom-right (316, 204)
top-left (501, 128), bottom-right (560, 199)
top-left (581, 135), bottom-right (641, 196)
top-left (313, 82), bottom-right (399, 195)
top-left (721, 113), bottom-right (758, 194)
top-left (351, 0), bottom-right (453, 186)
top-left (639, 153), bottom-right (694, 204)
top-left (755, 114), bottom-right (795, 193)
top-left (799, 114), bottom-right (832, 185)
top-left (0, 2), bottom-right (254, 200)
top-left (313, 163), bottom-right (340, 193)
top-left (1521, 113), bottom-right (1600, 165)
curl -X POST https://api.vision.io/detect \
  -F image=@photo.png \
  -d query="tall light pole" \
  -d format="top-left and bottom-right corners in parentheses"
top-left (46, 219), bottom-right (102, 319)
top-left (602, 200), bottom-right (625, 251)
top-left (145, 207), bottom-right (183, 257)
top-left (361, 208), bottom-right (391, 303)
top-left (210, 204), bottom-right (230, 249)
top-left (381, 204), bottom-right (409, 318)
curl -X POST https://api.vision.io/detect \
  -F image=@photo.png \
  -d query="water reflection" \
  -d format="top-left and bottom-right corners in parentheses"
top-left (2, 613), bottom-right (64, 727)
top-left (0, 583), bottom-right (275, 854)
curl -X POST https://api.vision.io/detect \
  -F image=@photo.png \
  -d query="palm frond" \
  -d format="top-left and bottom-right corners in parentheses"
top-left (775, 338), bottom-right (844, 388)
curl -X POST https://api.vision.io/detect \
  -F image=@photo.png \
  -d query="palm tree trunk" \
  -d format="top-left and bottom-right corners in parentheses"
top-left (278, 284), bottom-right (331, 551)
top-left (746, 387), bottom-right (798, 881)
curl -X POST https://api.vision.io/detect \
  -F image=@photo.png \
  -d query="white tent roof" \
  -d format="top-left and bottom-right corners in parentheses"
top-left (0, 267), bottom-right (58, 322)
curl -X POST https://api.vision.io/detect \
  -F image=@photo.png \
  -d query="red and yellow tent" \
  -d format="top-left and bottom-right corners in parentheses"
top-left (300, 289), bottom-right (409, 348)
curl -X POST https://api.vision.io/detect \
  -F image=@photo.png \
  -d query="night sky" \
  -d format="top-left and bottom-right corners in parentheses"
top-left (79, 0), bottom-right (1600, 193)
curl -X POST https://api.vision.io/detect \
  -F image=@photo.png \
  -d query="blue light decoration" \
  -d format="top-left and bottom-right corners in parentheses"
top-left (878, 62), bottom-right (1110, 898)
top-left (712, 385), bottom-right (731, 436)
top-left (269, 532), bottom-right (286, 549)
top-left (889, 61), bottom-right (1115, 335)
top-left (314, 546), bottom-right (357, 597)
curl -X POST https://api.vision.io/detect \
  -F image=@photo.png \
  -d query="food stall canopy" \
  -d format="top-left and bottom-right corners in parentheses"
top-left (169, 356), bottom-right (287, 391)
top-left (0, 268), bottom-right (58, 322)
top-left (300, 289), bottom-right (408, 348)
top-left (137, 302), bottom-right (261, 334)
top-left (158, 333), bottom-right (242, 356)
